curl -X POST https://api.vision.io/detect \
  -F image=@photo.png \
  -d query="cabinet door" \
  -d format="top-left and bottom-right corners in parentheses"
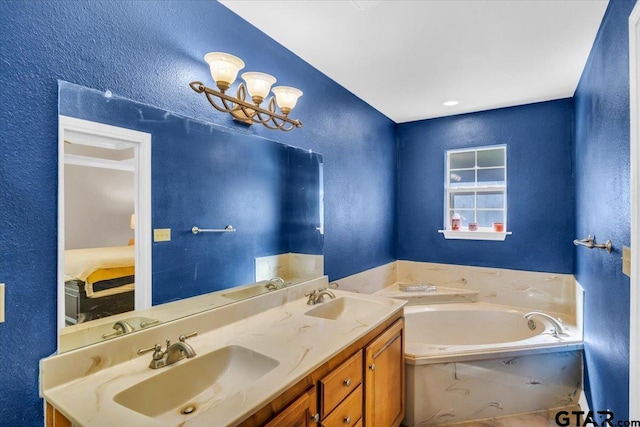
top-left (265, 386), bottom-right (315, 427)
top-left (364, 319), bottom-right (404, 427)
top-left (46, 402), bottom-right (72, 427)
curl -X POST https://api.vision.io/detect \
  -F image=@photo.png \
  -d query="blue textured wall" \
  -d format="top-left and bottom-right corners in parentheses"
top-left (397, 99), bottom-right (575, 273)
top-left (574, 0), bottom-right (636, 417)
top-left (0, 2), bottom-right (396, 424)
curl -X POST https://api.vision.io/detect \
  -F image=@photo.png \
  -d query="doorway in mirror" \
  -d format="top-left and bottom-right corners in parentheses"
top-left (57, 116), bottom-right (152, 336)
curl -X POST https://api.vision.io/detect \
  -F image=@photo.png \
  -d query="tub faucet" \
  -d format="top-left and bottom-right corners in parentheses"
top-left (524, 312), bottom-right (566, 337)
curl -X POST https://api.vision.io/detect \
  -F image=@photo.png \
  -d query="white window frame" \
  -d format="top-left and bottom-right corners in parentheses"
top-left (439, 144), bottom-right (511, 241)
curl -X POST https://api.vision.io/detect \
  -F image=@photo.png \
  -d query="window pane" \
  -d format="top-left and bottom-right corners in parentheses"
top-left (450, 151), bottom-right (475, 169)
top-left (477, 168), bottom-right (504, 186)
top-left (449, 169), bottom-right (475, 187)
top-left (450, 210), bottom-right (475, 226)
top-left (451, 192), bottom-right (474, 209)
top-left (477, 210), bottom-right (504, 227)
top-left (477, 191), bottom-right (504, 209)
top-left (477, 148), bottom-right (505, 168)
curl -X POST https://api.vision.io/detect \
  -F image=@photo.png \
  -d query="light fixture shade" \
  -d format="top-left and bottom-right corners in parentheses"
top-left (241, 72), bottom-right (277, 102)
top-left (272, 86), bottom-right (303, 114)
top-left (204, 52), bottom-right (245, 90)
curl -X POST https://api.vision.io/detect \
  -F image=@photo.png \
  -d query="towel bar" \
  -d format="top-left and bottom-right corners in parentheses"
top-left (573, 235), bottom-right (612, 253)
top-left (192, 225), bottom-right (236, 234)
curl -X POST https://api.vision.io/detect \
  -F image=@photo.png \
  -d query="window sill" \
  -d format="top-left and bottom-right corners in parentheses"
top-left (438, 230), bottom-right (512, 241)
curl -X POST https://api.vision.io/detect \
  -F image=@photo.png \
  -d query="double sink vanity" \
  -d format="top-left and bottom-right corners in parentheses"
top-left (41, 277), bottom-right (406, 426)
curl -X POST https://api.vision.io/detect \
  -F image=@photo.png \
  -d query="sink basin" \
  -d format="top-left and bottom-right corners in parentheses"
top-left (113, 345), bottom-right (279, 421)
top-left (305, 296), bottom-right (385, 321)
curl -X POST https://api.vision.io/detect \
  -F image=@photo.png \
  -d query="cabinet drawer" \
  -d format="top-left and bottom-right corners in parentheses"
top-left (320, 385), bottom-right (362, 427)
top-left (319, 350), bottom-right (363, 417)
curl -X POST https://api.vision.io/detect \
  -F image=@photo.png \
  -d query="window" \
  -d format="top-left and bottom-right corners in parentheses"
top-left (440, 145), bottom-right (510, 241)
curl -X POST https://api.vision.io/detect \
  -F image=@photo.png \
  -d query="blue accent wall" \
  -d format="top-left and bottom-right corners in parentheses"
top-left (2, 0), bottom-right (636, 424)
top-left (397, 99), bottom-right (575, 273)
top-left (574, 0), bottom-right (637, 417)
top-left (0, 2), bottom-right (396, 424)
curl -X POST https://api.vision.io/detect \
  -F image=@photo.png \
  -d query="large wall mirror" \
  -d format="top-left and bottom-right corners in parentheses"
top-left (58, 81), bottom-right (324, 352)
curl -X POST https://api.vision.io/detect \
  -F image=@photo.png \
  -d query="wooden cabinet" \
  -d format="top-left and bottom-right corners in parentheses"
top-left (317, 350), bottom-right (363, 426)
top-left (320, 385), bottom-right (362, 427)
top-left (265, 387), bottom-right (316, 427)
top-left (318, 350), bottom-right (362, 418)
top-left (364, 319), bottom-right (404, 427)
top-left (45, 402), bottom-right (72, 427)
top-left (262, 316), bottom-right (405, 427)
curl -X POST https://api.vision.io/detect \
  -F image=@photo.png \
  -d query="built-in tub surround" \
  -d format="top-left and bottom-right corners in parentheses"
top-left (375, 283), bottom-right (478, 305)
top-left (336, 261), bottom-right (581, 322)
top-left (405, 351), bottom-right (583, 426)
top-left (333, 261), bottom-right (584, 426)
top-left (403, 304), bottom-right (583, 426)
top-left (40, 278), bottom-right (406, 426)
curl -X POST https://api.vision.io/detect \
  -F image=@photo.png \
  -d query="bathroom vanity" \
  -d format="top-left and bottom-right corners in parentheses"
top-left (41, 277), bottom-right (406, 426)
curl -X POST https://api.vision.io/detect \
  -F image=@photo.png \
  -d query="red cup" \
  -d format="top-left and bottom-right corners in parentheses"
top-left (493, 222), bottom-right (504, 232)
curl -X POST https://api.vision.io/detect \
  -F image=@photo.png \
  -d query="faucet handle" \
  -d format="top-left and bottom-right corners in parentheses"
top-left (329, 282), bottom-right (339, 289)
top-left (137, 343), bottom-right (164, 361)
top-left (179, 332), bottom-right (198, 342)
top-left (305, 290), bottom-right (317, 297)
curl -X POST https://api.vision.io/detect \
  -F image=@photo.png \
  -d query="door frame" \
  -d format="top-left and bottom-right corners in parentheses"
top-left (57, 115), bottom-right (152, 347)
top-left (630, 0), bottom-right (640, 417)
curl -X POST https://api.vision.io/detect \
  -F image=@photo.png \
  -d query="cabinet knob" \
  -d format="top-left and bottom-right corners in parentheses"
top-left (343, 378), bottom-right (351, 387)
top-left (344, 416), bottom-right (352, 424)
top-left (369, 363), bottom-right (376, 371)
top-left (311, 413), bottom-right (320, 423)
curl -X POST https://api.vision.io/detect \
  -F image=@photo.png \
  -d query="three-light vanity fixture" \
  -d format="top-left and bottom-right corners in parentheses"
top-left (189, 52), bottom-right (303, 131)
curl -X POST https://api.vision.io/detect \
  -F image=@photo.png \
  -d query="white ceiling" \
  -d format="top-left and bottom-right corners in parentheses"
top-left (219, 0), bottom-right (608, 123)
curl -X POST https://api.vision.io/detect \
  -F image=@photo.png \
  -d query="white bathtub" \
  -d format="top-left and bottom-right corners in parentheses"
top-left (403, 303), bottom-right (584, 426)
top-left (404, 302), bottom-right (582, 364)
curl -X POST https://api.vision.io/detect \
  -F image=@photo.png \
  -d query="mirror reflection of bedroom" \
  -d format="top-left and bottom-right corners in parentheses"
top-left (63, 132), bottom-right (136, 326)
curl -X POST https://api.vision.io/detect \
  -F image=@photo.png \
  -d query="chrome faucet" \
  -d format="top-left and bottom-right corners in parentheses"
top-left (306, 288), bottom-right (336, 305)
top-left (138, 332), bottom-right (197, 369)
top-left (524, 312), bottom-right (566, 337)
top-left (265, 277), bottom-right (286, 291)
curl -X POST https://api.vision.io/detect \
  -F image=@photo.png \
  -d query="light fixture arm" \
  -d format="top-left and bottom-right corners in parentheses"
top-left (189, 81), bottom-right (303, 131)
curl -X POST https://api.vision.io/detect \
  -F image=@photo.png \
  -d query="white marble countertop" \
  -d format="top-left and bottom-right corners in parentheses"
top-left (42, 289), bottom-right (406, 426)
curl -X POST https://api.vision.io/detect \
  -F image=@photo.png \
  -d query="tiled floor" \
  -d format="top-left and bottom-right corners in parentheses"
top-left (431, 405), bottom-right (582, 427)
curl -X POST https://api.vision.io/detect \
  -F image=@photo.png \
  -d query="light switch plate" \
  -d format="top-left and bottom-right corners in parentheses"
top-left (623, 246), bottom-right (631, 277)
top-left (154, 228), bottom-right (171, 242)
top-left (0, 283), bottom-right (5, 323)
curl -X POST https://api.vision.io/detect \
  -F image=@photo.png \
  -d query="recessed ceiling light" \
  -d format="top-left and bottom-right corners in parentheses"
top-left (443, 100), bottom-right (459, 107)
